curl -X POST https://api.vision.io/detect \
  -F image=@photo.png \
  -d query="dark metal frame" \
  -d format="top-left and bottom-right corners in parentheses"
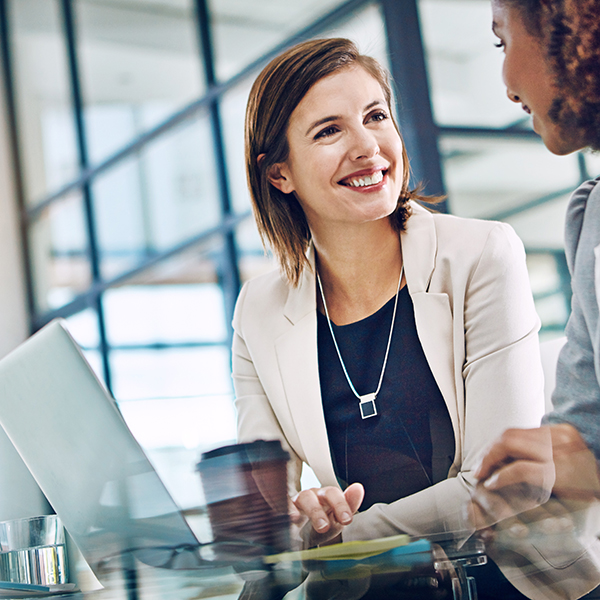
top-left (0, 0), bottom-right (577, 394)
top-left (62, 0), bottom-right (112, 388)
top-left (381, 0), bottom-right (446, 206)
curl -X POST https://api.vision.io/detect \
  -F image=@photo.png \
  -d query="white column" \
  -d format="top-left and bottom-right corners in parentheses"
top-left (0, 72), bottom-right (51, 520)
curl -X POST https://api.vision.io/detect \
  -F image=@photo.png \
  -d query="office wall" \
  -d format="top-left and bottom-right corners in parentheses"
top-left (0, 75), bottom-right (27, 359)
top-left (0, 76), bottom-right (50, 520)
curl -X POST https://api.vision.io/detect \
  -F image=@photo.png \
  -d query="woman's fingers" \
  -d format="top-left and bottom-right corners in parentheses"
top-left (292, 486), bottom-right (348, 533)
top-left (469, 428), bottom-right (554, 529)
top-left (291, 483), bottom-right (365, 535)
top-left (474, 426), bottom-right (553, 484)
top-left (481, 460), bottom-right (554, 503)
top-left (344, 482), bottom-right (365, 514)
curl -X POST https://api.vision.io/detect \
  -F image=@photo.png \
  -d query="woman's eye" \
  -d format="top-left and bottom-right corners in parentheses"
top-left (494, 40), bottom-right (505, 50)
top-left (314, 126), bottom-right (339, 139)
top-left (369, 111), bottom-right (388, 123)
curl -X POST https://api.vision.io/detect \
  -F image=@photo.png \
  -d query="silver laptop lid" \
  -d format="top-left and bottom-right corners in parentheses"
top-left (0, 319), bottom-right (199, 578)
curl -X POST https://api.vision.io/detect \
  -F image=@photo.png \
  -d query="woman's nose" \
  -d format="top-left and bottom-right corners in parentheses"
top-left (507, 89), bottom-right (521, 104)
top-left (349, 128), bottom-right (379, 160)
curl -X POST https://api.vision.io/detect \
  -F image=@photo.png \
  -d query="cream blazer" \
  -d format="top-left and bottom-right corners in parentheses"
top-left (232, 201), bottom-right (545, 539)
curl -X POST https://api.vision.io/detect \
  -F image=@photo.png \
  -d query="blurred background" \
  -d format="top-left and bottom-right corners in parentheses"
top-left (0, 0), bottom-right (595, 512)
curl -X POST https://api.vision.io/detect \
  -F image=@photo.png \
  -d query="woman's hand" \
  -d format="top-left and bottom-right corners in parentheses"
top-left (468, 424), bottom-right (600, 530)
top-left (468, 426), bottom-right (555, 529)
top-left (290, 482), bottom-right (364, 546)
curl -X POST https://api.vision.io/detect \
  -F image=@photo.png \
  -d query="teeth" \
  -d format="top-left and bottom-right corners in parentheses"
top-left (348, 170), bottom-right (384, 187)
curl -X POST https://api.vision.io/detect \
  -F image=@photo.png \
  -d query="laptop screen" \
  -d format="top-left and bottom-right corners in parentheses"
top-left (0, 319), bottom-right (200, 578)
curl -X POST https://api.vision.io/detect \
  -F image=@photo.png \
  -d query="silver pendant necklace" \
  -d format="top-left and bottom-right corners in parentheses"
top-left (317, 264), bottom-right (404, 420)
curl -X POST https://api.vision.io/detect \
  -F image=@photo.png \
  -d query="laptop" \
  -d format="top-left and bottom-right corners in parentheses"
top-left (0, 319), bottom-right (208, 581)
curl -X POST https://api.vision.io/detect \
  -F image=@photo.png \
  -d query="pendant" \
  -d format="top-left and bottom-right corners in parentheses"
top-left (359, 393), bottom-right (378, 419)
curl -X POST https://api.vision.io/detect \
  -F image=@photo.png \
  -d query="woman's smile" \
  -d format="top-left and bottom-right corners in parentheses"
top-left (268, 65), bottom-right (404, 229)
top-left (338, 168), bottom-right (388, 189)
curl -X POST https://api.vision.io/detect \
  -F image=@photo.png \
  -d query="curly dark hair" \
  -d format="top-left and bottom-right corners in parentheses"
top-left (501, 0), bottom-right (600, 151)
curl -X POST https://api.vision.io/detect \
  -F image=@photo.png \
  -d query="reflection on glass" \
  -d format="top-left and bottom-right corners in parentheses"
top-left (29, 192), bottom-right (91, 313)
top-left (441, 136), bottom-right (580, 220)
top-left (210, 0), bottom-right (346, 81)
top-left (9, 0), bottom-right (79, 205)
top-left (92, 113), bottom-right (220, 280)
top-left (75, 0), bottom-right (204, 164)
top-left (117, 394), bottom-right (237, 510)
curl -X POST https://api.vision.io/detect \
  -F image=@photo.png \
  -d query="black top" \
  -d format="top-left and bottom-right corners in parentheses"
top-left (317, 285), bottom-right (454, 511)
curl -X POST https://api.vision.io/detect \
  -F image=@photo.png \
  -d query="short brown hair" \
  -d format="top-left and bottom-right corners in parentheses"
top-left (244, 38), bottom-right (432, 286)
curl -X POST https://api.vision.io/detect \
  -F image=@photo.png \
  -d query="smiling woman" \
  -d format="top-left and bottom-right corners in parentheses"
top-left (233, 38), bottom-right (546, 599)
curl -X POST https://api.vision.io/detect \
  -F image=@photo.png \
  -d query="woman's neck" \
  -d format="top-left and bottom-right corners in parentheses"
top-left (313, 220), bottom-right (404, 326)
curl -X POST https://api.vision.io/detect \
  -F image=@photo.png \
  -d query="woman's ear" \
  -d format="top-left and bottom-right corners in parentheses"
top-left (266, 162), bottom-right (295, 194)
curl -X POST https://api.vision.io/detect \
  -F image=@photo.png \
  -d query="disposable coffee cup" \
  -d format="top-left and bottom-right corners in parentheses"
top-left (196, 440), bottom-right (291, 555)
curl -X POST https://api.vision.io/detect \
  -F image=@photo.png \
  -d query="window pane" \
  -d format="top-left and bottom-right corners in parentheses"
top-left (104, 284), bottom-right (227, 347)
top-left (220, 78), bottom-right (252, 215)
top-left (235, 217), bottom-right (278, 284)
top-left (29, 192), bottom-right (91, 313)
top-left (110, 346), bottom-right (231, 401)
top-left (526, 253), bottom-right (570, 335)
top-left (210, 0), bottom-right (347, 81)
top-left (75, 0), bottom-right (204, 164)
top-left (322, 3), bottom-right (388, 65)
top-left (440, 136), bottom-right (581, 224)
top-left (504, 194), bottom-right (570, 250)
top-left (9, 0), bottom-right (79, 205)
top-left (585, 152), bottom-right (600, 177)
top-left (420, 0), bottom-right (527, 128)
top-left (103, 235), bottom-right (232, 399)
top-left (91, 113), bottom-right (220, 279)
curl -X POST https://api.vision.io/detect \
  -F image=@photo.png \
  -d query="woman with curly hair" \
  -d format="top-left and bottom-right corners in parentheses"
top-left (472, 1), bottom-right (600, 598)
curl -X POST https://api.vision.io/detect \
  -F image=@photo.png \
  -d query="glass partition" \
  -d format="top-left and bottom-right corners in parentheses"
top-left (75, 0), bottom-right (204, 164)
top-left (209, 0), bottom-right (348, 81)
top-left (91, 111), bottom-right (220, 280)
top-left (420, 0), bottom-right (526, 128)
top-left (9, 0), bottom-right (79, 205)
top-left (28, 191), bottom-right (91, 313)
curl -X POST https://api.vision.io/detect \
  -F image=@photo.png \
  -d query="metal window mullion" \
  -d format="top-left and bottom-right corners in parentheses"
top-left (195, 0), bottom-right (241, 344)
top-left (61, 0), bottom-right (112, 392)
top-left (380, 0), bottom-right (446, 209)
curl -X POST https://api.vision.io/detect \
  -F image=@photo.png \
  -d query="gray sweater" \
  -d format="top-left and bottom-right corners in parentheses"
top-left (545, 176), bottom-right (600, 458)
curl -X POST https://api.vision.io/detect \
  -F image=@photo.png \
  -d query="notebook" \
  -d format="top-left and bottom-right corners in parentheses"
top-left (0, 319), bottom-right (203, 582)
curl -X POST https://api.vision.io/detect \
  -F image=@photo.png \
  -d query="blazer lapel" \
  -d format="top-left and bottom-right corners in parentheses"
top-left (275, 247), bottom-right (339, 488)
top-left (402, 204), bottom-right (461, 448)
